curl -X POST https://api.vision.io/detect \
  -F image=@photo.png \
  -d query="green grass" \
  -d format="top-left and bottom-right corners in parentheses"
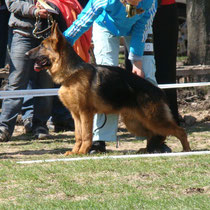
top-left (177, 56), bottom-right (188, 63)
top-left (0, 155), bottom-right (209, 209)
top-left (0, 121), bottom-right (209, 209)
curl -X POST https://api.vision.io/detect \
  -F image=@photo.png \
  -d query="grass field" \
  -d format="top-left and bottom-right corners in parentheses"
top-left (0, 121), bottom-right (209, 209)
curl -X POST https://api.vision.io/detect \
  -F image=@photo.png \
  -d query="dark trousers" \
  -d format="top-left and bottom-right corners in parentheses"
top-left (0, 9), bottom-right (10, 68)
top-left (153, 4), bottom-right (179, 124)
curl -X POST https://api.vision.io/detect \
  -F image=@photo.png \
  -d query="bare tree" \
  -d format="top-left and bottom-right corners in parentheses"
top-left (187, 0), bottom-right (210, 65)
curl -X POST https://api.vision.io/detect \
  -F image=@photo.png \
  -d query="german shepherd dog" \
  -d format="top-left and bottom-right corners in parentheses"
top-left (26, 23), bottom-right (191, 155)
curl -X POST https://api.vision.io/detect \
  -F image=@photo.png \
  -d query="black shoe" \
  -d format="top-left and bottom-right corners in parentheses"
top-left (54, 119), bottom-right (75, 132)
top-left (33, 126), bottom-right (50, 139)
top-left (24, 118), bottom-right (33, 134)
top-left (148, 143), bottom-right (172, 153)
top-left (89, 141), bottom-right (106, 154)
top-left (0, 128), bottom-right (11, 142)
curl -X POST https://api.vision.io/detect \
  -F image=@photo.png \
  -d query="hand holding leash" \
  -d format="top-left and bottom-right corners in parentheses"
top-left (35, 9), bottom-right (49, 19)
top-left (35, 1), bottom-right (50, 19)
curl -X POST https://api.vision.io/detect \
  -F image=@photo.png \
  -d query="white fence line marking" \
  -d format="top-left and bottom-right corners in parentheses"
top-left (17, 151), bottom-right (210, 164)
top-left (0, 88), bottom-right (59, 99)
top-left (158, 82), bottom-right (210, 89)
top-left (0, 82), bottom-right (210, 99)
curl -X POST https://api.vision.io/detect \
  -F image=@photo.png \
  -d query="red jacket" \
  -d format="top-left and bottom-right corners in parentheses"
top-left (47, 0), bottom-right (92, 63)
top-left (161, 0), bottom-right (176, 5)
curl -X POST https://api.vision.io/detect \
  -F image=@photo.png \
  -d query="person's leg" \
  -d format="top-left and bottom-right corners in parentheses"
top-left (0, 9), bottom-right (10, 68)
top-left (51, 84), bottom-right (75, 132)
top-left (32, 53), bottom-right (53, 138)
top-left (0, 10), bottom-right (10, 90)
top-left (21, 80), bottom-right (34, 133)
top-left (21, 62), bottom-right (53, 138)
top-left (153, 4), bottom-right (179, 124)
top-left (90, 23), bottom-right (120, 153)
top-left (0, 34), bottom-right (35, 141)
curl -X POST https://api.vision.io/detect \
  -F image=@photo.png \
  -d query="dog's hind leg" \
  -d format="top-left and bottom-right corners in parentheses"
top-left (121, 114), bottom-right (152, 137)
top-left (78, 111), bottom-right (94, 154)
top-left (136, 103), bottom-right (191, 152)
top-left (171, 125), bottom-right (191, 152)
top-left (121, 114), bottom-right (169, 153)
top-left (146, 135), bottom-right (167, 153)
top-left (144, 119), bottom-right (191, 152)
top-left (65, 112), bottom-right (82, 155)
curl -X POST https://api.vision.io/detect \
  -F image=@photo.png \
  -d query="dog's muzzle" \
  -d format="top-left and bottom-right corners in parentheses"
top-left (34, 56), bottom-right (51, 72)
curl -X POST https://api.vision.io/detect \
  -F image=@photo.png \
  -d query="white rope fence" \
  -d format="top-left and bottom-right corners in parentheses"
top-left (17, 151), bottom-right (210, 164)
top-left (0, 82), bottom-right (207, 163)
top-left (0, 82), bottom-right (210, 99)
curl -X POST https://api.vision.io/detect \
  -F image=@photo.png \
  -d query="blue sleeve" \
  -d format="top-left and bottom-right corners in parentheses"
top-left (63, 0), bottom-right (108, 45)
top-left (129, 0), bottom-right (157, 60)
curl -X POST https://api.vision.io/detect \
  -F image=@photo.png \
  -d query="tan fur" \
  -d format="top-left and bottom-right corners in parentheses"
top-left (27, 23), bottom-right (191, 155)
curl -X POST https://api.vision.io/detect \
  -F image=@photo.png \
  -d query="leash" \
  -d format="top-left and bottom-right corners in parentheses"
top-left (32, 14), bottom-right (54, 39)
top-left (120, 0), bottom-right (144, 18)
top-left (93, 114), bottom-right (107, 133)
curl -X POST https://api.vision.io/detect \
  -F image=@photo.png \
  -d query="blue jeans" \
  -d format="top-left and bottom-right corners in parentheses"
top-left (92, 23), bottom-right (157, 142)
top-left (51, 84), bottom-right (72, 124)
top-left (0, 33), bottom-right (53, 135)
top-left (21, 80), bottom-right (34, 122)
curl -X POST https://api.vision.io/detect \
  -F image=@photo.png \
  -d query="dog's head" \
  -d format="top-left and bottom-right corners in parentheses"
top-left (26, 22), bottom-right (66, 72)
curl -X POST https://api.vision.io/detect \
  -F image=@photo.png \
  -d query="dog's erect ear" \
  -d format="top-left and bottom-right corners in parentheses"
top-left (50, 21), bottom-right (66, 51)
top-left (51, 21), bottom-right (57, 34)
top-left (51, 21), bottom-right (63, 40)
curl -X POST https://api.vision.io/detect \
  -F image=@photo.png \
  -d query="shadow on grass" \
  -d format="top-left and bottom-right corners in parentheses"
top-left (0, 147), bottom-right (71, 159)
top-left (185, 122), bottom-right (210, 134)
top-left (0, 122), bottom-right (208, 160)
top-left (11, 132), bottom-right (75, 143)
top-left (119, 122), bottom-right (210, 140)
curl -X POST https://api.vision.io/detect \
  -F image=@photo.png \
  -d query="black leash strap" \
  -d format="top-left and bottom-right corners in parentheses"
top-left (93, 114), bottom-right (107, 133)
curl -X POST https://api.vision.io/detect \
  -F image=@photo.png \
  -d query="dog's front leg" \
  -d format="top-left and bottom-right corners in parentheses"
top-left (78, 112), bottom-right (94, 154)
top-left (65, 112), bottom-right (82, 156)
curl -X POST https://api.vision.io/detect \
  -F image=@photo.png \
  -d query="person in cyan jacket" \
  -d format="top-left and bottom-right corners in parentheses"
top-left (63, 0), bottom-right (158, 153)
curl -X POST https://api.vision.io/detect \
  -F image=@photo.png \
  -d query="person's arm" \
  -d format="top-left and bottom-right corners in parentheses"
top-left (5, 0), bottom-right (48, 18)
top-left (63, 0), bottom-right (108, 45)
top-left (129, 0), bottom-right (157, 77)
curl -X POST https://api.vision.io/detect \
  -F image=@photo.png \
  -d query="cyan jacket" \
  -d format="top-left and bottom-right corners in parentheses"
top-left (63, 0), bottom-right (157, 59)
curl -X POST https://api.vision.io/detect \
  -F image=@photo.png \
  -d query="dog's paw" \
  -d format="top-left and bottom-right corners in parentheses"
top-left (78, 150), bottom-right (88, 155)
top-left (183, 148), bottom-right (191, 152)
top-left (136, 148), bottom-right (147, 154)
top-left (64, 150), bottom-right (74, 156)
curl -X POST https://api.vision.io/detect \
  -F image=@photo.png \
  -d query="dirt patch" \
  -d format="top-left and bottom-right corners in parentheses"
top-left (1, 87), bottom-right (209, 160)
top-left (177, 87), bottom-right (210, 123)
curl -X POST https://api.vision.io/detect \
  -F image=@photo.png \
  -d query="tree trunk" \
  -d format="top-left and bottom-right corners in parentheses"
top-left (187, 0), bottom-right (210, 65)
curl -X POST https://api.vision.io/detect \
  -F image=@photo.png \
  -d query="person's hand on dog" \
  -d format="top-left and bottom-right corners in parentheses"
top-left (132, 60), bottom-right (145, 78)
